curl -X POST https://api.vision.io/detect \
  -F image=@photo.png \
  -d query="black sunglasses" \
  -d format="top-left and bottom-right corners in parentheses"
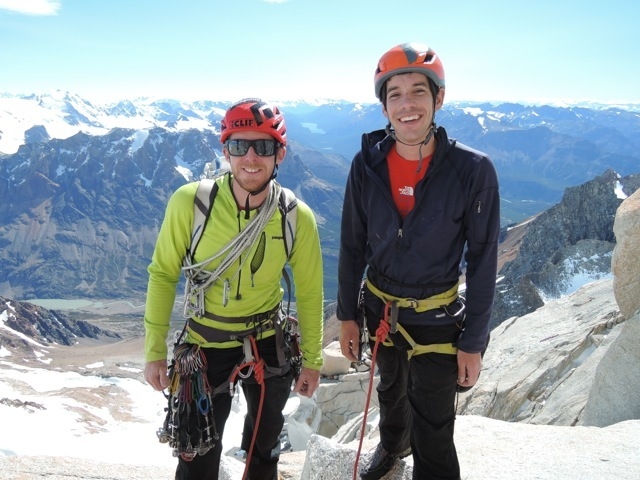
top-left (226, 139), bottom-right (279, 157)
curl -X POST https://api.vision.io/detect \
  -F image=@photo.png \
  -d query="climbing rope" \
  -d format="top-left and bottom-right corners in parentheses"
top-left (228, 336), bottom-right (267, 480)
top-left (352, 303), bottom-right (392, 480)
top-left (182, 181), bottom-right (281, 318)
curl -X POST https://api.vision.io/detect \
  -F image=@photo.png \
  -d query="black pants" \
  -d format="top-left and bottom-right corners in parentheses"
top-left (175, 336), bottom-right (294, 480)
top-left (366, 304), bottom-right (461, 480)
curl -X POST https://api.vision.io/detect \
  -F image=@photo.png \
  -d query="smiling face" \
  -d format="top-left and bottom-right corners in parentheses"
top-left (382, 72), bottom-right (444, 155)
top-left (223, 130), bottom-right (285, 206)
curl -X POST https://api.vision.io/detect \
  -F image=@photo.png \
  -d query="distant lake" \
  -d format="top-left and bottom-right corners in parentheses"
top-left (301, 122), bottom-right (326, 134)
top-left (27, 299), bottom-right (98, 310)
top-left (25, 299), bottom-right (145, 313)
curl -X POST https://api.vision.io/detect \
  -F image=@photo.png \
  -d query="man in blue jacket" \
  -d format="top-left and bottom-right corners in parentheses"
top-left (338, 43), bottom-right (500, 480)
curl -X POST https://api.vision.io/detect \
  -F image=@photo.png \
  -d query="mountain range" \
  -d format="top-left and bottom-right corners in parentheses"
top-left (1, 91), bottom-right (639, 314)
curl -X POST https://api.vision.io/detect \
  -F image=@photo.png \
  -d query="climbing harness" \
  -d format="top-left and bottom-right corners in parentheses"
top-left (157, 339), bottom-right (219, 461)
top-left (365, 278), bottom-right (459, 313)
top-left (185, 307), bottom-right (300, 386)
top-left (352, 281), bottom-right (465, 479)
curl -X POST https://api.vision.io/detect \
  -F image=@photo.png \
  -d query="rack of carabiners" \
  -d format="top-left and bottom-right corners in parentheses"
top-left (157, 342), bottom-right (219, 461)
top-left (283, 315), bottom-right (303, 380)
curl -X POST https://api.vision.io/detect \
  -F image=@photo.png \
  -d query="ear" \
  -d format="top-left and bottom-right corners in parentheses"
top-left (435, 88), bottom-right (445, 111)
top-left (222, 146), bottom-right (230, 162)
top-left (276, 146), bottom-right (286, 165)
top-left (382, 103), bottom-right (389, 119)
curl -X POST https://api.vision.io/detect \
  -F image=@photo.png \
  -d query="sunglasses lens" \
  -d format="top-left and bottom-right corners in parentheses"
top-left (227, 140), bottom-right (243, 156)
top-left (227, 140), bottom-right (248, 156)
top-left (226, 139), bottom-right (277, 156)
top-left (252, 139), bottom-right (276, 156)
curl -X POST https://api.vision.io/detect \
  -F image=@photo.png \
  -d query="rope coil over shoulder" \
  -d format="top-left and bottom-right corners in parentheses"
top-left (181, 179), bottom-right (281, 318)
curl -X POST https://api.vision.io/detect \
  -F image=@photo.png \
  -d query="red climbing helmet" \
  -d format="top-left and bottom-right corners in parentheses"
top-left (220, 98), bottom-right (287, 146)
top-left (374, 42), bottom-right (445, 100)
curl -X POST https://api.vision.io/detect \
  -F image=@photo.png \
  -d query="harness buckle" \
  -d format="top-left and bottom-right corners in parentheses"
top-left (405, 298), bottom-right (419, 309)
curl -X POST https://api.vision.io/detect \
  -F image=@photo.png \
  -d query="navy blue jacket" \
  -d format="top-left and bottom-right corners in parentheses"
top-left (336, 126), bottom-right (500, 353)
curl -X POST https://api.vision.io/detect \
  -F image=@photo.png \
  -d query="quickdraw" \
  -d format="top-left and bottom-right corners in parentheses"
top-left (157, 342), bottom-right (219, 461)
top-left (355, 279), bottom-right (370, 363)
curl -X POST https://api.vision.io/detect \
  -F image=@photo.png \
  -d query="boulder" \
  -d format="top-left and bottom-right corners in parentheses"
top-left (299, 416), bottom-right (640, 480)
top-left (612, 187), bottom-right (640, 319)
top-left (458, 278), bottom-right (627, 426)
top-left (582, 312), bottom-right (640, 426)
top-left (286, 395), bottom-right (322, 451)
top-left (320, 340), bottom-right (352, 377)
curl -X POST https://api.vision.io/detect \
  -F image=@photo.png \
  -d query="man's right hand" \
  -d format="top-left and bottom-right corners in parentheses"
top-left (339, 320), bottom-right (361, 362)
top-left (144, 359), bottom-right (170, 391)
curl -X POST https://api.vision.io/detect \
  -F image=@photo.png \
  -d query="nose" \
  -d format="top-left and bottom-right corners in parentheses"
top-left (398, 92), bottom-right (417, 107)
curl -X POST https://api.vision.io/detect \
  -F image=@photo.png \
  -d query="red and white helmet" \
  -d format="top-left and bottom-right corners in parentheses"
top-left (220, 98), bottom-right (287, 146)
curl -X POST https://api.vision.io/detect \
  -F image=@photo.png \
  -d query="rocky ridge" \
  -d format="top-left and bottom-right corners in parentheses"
top-left (0, 297), bottom-right (120, 352)
top-left (490, 170), bottom-right (640, 328)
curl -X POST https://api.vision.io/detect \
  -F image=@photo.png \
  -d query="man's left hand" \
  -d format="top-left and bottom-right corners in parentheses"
top-left (456, 350), bottom-right (482, 389)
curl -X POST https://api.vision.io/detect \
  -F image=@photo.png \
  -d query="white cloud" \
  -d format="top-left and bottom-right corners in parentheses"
top-left (0, 0), bottom-right (61, 16)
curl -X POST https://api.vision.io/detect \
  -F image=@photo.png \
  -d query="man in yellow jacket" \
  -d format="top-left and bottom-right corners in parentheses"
top-left (143, 98), bottom-right (324, 480)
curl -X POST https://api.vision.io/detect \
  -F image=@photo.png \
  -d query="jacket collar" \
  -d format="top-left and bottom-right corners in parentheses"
top-left (362, 126), bottom-right (453, 170)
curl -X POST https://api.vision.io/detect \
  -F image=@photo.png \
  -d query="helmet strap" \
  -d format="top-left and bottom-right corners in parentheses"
top-left (241, 156), bottom-right (280, 219)
top-left (385, 122), bottom-right (436, 173)
top-left (415, 127), bottom-right (434, 173)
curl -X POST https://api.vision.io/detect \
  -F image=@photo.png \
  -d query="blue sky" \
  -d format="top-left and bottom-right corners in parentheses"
top-left (1, 0), bottom-right (638, 105)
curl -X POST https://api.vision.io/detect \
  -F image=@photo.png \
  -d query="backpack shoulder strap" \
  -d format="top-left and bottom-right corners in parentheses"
top-left (186, 178), bottom-right (219, 264)
top-left (278, 187), bottom-right (298, 260)
top-left (278, 187), bottom-right (298, 316)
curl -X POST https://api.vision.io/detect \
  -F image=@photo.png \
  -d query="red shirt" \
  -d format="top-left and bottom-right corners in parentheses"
top-left (387, 147), bottom-right (432, 219)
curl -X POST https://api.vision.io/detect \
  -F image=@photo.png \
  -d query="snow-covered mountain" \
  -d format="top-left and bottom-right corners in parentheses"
top-left (3, 90), bottom-right (640, 224)
top-left (1, 90), bottom-right (639, 316)
top-left (0, 91), bottom-right (228, 155)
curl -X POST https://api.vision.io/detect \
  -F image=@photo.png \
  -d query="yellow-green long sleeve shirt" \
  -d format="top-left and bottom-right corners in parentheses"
top-left (144, 175), bottom-right (324, 370)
